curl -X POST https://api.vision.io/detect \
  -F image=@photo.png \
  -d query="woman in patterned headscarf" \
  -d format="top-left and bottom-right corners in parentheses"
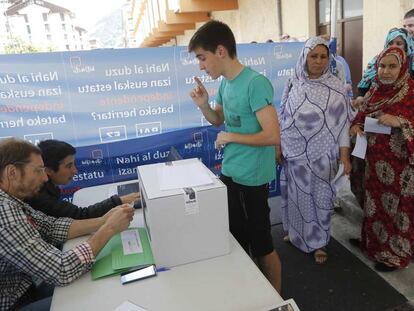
top-left (356, 27), bottom-right (414, 103)
top-left (350, 46), bottom-right (414, 272)
top-left (277, 37), bottom-right (352, 264)
top-left (351, 28), bottom-right (413, 211)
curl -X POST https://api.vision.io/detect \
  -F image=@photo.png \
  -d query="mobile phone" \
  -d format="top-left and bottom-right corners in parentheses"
top-left (120, 265), bottom-right (157, 285)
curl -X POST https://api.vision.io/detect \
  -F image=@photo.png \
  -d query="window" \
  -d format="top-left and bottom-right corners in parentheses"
top-left (42, 13), bottom-right (48, 22)
top-left (62, 24), bottom-right (66, 31)
top-left (26, 25), bottom-right (31, 34)
top-left (318, 0), bottom-right (330, 23)
top-left (65, 44), bottom-right (70, 50)
top-left (318, 0), bottom-right (342, 23)
top-left (60, 13), bottom-right (65, 21)
top-left (23, 14), bottom-right (28, 23)
top-left (47, 34), bottom-right (52, 41)
top-left (45, 24), bottom-right (50, 32)
top-left (64, 34), bottom-right (68, 40)
top-left (343, 0), bottom-right (363, 18)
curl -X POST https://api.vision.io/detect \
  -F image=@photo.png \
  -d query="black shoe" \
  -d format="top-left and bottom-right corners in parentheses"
top-left (374, 262), bottom-right (398, 272)
top-left (349, 238), bottom-right (361, 248)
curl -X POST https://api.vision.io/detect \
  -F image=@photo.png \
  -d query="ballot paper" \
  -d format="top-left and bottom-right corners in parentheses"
top-left (158, 161), bottom-right (213, 190)
top-left (364, 117), bottom-right (391, 134)
top-left (351, 134), bottom-right (367, 159)
top-left (331, 164), bottom-right (350, 193)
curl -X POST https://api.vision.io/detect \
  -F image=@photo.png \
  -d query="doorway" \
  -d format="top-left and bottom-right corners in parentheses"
top-left (317, 0), bottom-right (363, 96)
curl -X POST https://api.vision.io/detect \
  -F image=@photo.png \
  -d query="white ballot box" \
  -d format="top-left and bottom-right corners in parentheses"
top-left (137, 158), bottom-right (230, 268)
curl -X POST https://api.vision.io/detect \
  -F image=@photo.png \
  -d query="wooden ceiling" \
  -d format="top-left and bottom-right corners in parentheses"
top-left (131, 0), bottom-right (238, 47)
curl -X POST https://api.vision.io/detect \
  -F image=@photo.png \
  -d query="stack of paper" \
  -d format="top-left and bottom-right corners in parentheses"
top-left (91, 227), bottom-right (154, 280)
top-left (157, 161), bottom-right (213, 190)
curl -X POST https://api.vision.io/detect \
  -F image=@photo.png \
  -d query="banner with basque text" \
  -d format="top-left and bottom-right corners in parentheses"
top-left (0, 42), bottom-right (302, 200)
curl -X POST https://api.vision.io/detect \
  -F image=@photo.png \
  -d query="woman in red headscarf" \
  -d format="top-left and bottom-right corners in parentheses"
top-left (350, 46), bottom-right (414, 272)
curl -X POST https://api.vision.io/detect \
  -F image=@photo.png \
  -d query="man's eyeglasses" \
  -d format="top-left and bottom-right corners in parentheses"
top-left (12, 161), bottom-right (46, 174)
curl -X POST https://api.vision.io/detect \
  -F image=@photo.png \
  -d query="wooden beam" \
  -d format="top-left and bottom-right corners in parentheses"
top-left (151, 39), bottom-right (171, 45)
top-left (152, 29), bottom-right (184, 37)
top-left (141, 37), bottom-right (171, 47)
top-left (165, 10), bottom-right (210, 24)
top-left (158, 21), bottom-right (195, 32)
top-left (147, 32), bottom-right (173, 41)
top-left (178, 0), bottom-right (238, 13)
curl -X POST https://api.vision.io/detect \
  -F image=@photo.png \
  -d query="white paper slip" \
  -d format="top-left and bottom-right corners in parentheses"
top-left (183, 187), bottom-right (199, 215)
top-left (121, 229), bottom-right (143, 255)
top-left (331, 164), bottom-right (344, 185)
top-left (331, 164), bottom-right (350, 192)
top-left (351, 134), bottom-right (367, 159)
top-left (114, 301), bottom-right (148, 311)
top-left (364, 116), bottom-right (391, 134)
top-left (158, 161), bottom-right (213, 190)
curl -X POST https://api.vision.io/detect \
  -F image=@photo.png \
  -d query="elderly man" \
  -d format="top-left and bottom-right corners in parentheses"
top-left (0, 138), bottom-right (134, 310)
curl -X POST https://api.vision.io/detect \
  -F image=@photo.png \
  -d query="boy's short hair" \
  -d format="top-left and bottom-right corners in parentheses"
top-left (188, 20), bottom-right (237, 58)
top-left (38, 139), bottom-right (76, 172)
top-left (404, 9), bottom-right (414, 19)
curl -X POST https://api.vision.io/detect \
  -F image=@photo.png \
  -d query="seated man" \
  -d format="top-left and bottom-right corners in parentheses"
top-left (0, 138), bottom-right (135, 310)
top-left (26, 139), bottom-right (139, 219)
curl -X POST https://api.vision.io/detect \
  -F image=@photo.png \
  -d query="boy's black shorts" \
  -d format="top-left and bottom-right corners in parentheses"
top-left (220, 174), bottom-right (274, 257)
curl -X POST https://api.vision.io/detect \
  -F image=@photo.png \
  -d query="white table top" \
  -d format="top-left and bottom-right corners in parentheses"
top-left (50, 181), bottom-right (283, 311)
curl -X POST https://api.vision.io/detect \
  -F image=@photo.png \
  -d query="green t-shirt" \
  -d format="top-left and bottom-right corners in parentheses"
top-left (216, 66), bottom-right (276, 186)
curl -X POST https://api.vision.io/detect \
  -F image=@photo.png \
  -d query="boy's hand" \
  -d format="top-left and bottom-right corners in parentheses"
top-left (190, 76), bottom-right (209, 109)
top-left (216, 131), bottom-right (231, 148)
top-left (120, 192), bottom-right (140, 204)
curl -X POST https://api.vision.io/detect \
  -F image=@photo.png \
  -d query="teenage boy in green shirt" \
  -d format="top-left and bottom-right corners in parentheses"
top-left (188, 20), bottom-right (282, 293)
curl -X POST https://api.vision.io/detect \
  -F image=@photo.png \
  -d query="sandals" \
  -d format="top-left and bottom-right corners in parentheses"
top-left (374, 262), bottom-right (398, 272)
top-left (349, 238), bottom-right (361, 248)
top-left (314, 247), bottom-right (328, 264)
top-left (284, 234), bottom-right (328, 264)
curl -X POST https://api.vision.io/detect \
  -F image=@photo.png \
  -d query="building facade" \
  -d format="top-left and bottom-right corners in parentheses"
top-left (2, 0), bottom-right (89, 53)
top-left (124, 0), bottom-right (414, 96)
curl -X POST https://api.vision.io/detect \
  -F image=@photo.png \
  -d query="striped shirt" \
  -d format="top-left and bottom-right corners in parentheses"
top-left (0, 189), bottom-right (95, 310)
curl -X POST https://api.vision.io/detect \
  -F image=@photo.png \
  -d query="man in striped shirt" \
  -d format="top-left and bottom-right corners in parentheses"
top-left (0, 138), bottom-right (134, 310)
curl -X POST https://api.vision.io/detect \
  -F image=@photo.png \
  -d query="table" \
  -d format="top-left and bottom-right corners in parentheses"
top-left (50, 181), bottom-right (283, 311)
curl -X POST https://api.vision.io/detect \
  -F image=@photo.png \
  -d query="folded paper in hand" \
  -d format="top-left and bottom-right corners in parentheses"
top-left (364, 117), bottom-right (391, 135)
top-left (331, 164), bottom-right (350, 193)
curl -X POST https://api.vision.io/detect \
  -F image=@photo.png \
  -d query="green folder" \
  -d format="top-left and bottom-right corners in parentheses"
top-left (91, 227), bottom-right (154, 280)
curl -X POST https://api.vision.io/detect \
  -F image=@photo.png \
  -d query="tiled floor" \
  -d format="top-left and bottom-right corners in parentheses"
top-left (332, 188), bottom-right (414, 302)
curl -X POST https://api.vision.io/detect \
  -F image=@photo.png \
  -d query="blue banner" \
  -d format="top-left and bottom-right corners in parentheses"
top-left (0, 42), bottom-right (301, 200)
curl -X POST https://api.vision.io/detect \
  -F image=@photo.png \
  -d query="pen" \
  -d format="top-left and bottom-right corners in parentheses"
top-left (156, 267), bottom-right (170, 273)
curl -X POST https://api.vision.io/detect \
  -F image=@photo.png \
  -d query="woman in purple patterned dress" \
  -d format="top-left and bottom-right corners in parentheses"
top-left (277, 37), bottom-right (352, 264)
